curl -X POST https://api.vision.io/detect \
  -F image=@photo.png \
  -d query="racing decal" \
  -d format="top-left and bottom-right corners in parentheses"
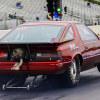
top-left (51, 38), bottom-right (56, 43)
top-left (63, 39), bottom-right (67, 41)
top-left (70, 44), bottom-right (79, 51)
top-left (16, 27), bottom-right (28, 30)
top-left (76, 46), bottom-right (79, 49)
top-left (70, 44), bottom-right (75, 50)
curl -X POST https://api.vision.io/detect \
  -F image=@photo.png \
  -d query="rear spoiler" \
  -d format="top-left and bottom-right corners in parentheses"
top-left (0, 39), bottom-right (74, 46)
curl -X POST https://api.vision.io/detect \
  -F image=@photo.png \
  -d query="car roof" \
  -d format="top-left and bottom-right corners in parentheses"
top-left (20, 21), bottom-right (81, 26)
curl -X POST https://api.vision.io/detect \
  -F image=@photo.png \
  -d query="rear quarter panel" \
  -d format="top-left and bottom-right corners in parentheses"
top-left (57, 23), bottom-right (86, 73)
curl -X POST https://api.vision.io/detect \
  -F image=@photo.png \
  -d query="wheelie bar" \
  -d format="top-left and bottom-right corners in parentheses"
top-left (2, 75), bottom-right (47, 91)
top-left (2, 84), bottom-right (40, 91)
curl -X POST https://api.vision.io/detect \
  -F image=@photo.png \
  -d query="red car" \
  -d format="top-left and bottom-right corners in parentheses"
top-left (0, 21), bottom-right (100, 88)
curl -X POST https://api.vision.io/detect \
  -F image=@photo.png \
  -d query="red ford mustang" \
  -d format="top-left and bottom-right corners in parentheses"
top-left (0, 21), bottom-right (100, 88)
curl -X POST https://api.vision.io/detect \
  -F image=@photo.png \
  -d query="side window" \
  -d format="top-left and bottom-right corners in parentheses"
top-left (75, 23), bottom-right (98, 42)
top-left (63, 26), bottom-right (74, 41)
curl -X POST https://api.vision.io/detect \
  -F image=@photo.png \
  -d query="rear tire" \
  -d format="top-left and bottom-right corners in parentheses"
top-left (47, 56), bottom-right (81, 88)
top-left (63, 55), bottom-right (81, 87)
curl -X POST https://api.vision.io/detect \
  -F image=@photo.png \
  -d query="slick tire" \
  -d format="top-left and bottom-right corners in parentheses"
top-left (63, 55), bottom-right (81, 87)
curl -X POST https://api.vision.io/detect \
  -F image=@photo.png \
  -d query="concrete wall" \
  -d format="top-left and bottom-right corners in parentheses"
top-left (0, 30), bottom-right (11, 39)
top-left (88, 25), bottom-right (100, 35)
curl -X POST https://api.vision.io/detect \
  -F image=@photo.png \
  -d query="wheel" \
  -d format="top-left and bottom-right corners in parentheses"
top-left (63, 55), bottom-right (81, 87)
top-left (47, 56), bottom-right (81, 88)
top-left (2, 84), bottom-right (6, 91)
top-left (27, 85), bottom-right (30, 91)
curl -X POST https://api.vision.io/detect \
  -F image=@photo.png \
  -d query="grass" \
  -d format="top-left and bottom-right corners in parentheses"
top-left (83, 0), bottom-right (100, 5)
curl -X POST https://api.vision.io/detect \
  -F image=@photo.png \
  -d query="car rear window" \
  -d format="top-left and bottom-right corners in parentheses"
top-left (0, 25), bottom-right (64, 43)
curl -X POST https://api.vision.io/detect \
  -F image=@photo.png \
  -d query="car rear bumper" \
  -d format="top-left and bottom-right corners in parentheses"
top-left (0, 61), bottom-right (71, 75)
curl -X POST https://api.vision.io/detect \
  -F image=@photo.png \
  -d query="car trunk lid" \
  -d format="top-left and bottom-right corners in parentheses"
top-left (0, 43), bottom-right (62, 61)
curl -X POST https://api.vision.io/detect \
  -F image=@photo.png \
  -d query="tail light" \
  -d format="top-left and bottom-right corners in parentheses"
top-left (36, 50), bottom-right (62, 60)
top-left (0, 51), bottom-right (8, 60)
top-left (0, 52), bottom-right (4, 56)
